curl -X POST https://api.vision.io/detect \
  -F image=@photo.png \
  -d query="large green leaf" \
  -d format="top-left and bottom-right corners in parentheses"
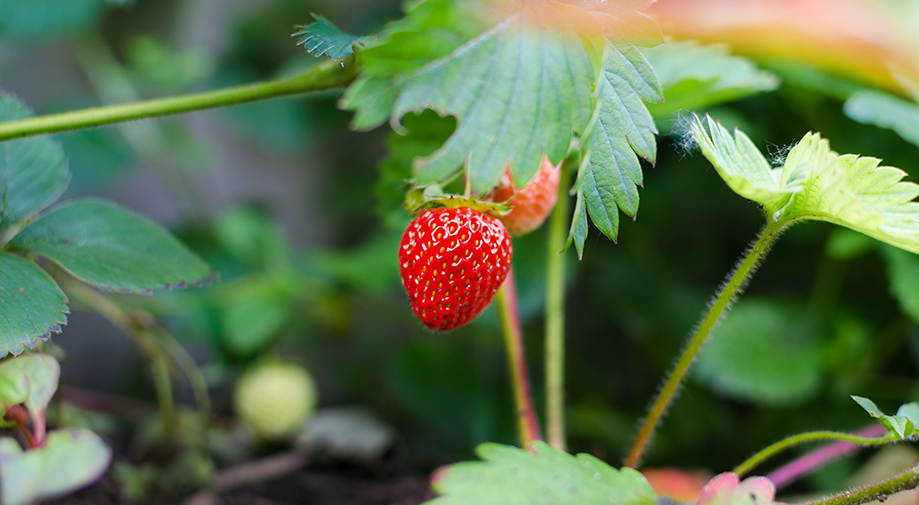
top-left (294, 15), bottom-right (368, 61)
top-left (690, 114), bottom-right (919, 254)
top-left (10, 199), bottom-right (212, 293)
top-left (641, 39), bottom-right (779, 119)
top-left (425, 441), bottom-right (658, 505)
top-left (694, 299), bottom-right (824, 405)
top-left (0, 94), bottom-right (70, 231)
top-left (0, 0), bottom-right (119, 41)
top-left (0, 254), bottom-right (68, 358)
top-left (0, 354), bottom-right (59, 421)
top-left (0, 428), bottom-right (111, 505)
top-left (392, 5), bottom-right (599, 194)
top-left (569, 41), bottom-right (662, 256)
top-left (844, 90), bottom-right (919, 149)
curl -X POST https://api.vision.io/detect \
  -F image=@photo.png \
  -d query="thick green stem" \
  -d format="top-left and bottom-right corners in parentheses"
top-left (545, 158), bottom-right (574, 451)
top-left (734, 430), bottom-right (898, 477)
top-left (496, 269), bottom-right (543, 448)
top-left (807, 464), bottom-right (919, 505)
top-left (624, 219), bottom-right (788, 468)
top-left (0, 58), bottom-right (355, 142)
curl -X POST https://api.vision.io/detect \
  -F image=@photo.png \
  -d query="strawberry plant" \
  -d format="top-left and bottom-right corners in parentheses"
top-left (3, 0), bottom-right (919, 504)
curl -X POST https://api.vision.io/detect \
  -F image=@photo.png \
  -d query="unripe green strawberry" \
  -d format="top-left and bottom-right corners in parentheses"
top-left (399, 206), bottom-right (513, 331)
top-left (491, 155), bottom-right (560, 236)
top-left (233, 362), bottom-right (317, 439)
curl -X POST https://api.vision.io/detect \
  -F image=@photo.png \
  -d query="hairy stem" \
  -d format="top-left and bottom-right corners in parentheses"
top-left (624, 219), bottom-right (788, 468)
top-left (806, 463), bottom-right (919, 505)
top-left (0, 58), bottom-right (355, 142)
top-left (768, 423), bottom-right (889, 489)
top-left (545, 158), bottom-right (574, 451)
top-left (735, 429), bottom-right (898, 477)
top-left (496, 269), bottom-right (543, 448)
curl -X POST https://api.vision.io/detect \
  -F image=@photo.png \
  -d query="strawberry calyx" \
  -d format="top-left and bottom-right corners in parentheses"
top-left (404, 184), bottom-right (511, 217)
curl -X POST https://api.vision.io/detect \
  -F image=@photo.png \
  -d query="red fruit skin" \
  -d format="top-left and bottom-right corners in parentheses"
top-left (492, 155), bottom-right (561, 236)
top-left (399, 207), bottom-right (513, 331)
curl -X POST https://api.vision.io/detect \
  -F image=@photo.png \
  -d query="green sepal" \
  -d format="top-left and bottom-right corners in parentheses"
top-left (403, 185), bottom-right (510, 217)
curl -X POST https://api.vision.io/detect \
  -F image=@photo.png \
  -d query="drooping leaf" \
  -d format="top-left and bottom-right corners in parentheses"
top-left (694, 299), bottom-right (824, 405)
top-left (10, 199), bottom-right (212, 293)
top-left (0, 354), bottom-right (59, 421)
top-left (0, 254), bottom-right (68, 358)
top-left (641, 39), bottom-right (779, 119)
top-left (425, 441), bottom-right (658, 505)
top-left (851, 396), bottom-right (915, 439)
top-left (294, 14), bottom-right (368, 61)
top-left (882, 245), bottom-right (919, 321)
top-left (0, 94), bottom-right (71, 231)
top-left (0, 428), bottom-right (111, 505)
top-left (844, 90), bottom-right (919, 149)
top-left (690, 114), bottom-right (919, 255)
top-left (0, 0), bottom-right (116, 41)
top-left (392, 5), bottom-right (600, 194)
top-left (570, 41), bottom-right (662, 252)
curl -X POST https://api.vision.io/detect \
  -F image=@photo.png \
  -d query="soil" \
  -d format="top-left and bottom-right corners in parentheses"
top-left (46, 463), bottom-right (435, 505)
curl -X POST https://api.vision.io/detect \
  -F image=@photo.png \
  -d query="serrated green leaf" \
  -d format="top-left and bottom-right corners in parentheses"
top-left (570, 41), bottom-right (662, 248)
top-left (566, 188), bottom-right (589, 259)
top-left (0, 428), bottom-right (111, 505)
top-left (641, 39), bottom-right (778, 119)
top-left (844, 90), bottom-right (919, 149)
top-left (393, 6), bottom-right (599, 194)
top-left (694, 299), bottom-right (824, 405)
top-left (339, 74), bottom-right (403, 131)
top-left (294, 14), bottom-right (368, 61)
top-left (0, 0), bottom-right (115, 41)
top-left (689, 114), bottom-right (801, 208)
top-left (0, 354), bottom-right (59, 421)
top-left (0, 254), bottom-right (68, 358)
top-left (0, 94), bottom-right (70, 231)
top-left (882, 246), bottom-right (919, 321)
top-left (851, 396), bottom-right (914, 439)
top-left (10, 199), bottom-right (211, 293)
top-left (426, 441), bottom-right (658, 505)
top-left (691, 114), bottom-right (919, 255)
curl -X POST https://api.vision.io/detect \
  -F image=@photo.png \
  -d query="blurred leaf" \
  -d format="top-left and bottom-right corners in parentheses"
top-left (570, 41), bottom-right (662, 255)
top-left (126, 34), bottom-right (214, 93)
top-left (883, 246), bottom-right (919, 321)
top-left (0, 428), bottom-right (111, 505)
top-left (641, 39), bottom-right (779, 119)
top-left (426, 441), bottom-right (658, 505)
top-left (691, 114), bottom-right (919, 255)
top-left (851, 396), bottom-right (915, 439)
top-left (844, 90), bottom-right (919, 149)
top-left (303, 232), bottom-right (402, 294)
top-left (0, 0), bottom-right (115, 41)
top-left (695, 299), bottom-right (824, 405)
top-left (826, 228), bottom-right (875, 260)
top-left (215, 207), bottom-right (291, 272)
top-left (0, 94), bottom-right (70, 231)
top-left (0, 354), bottom-right (59, 420)
top-left (55, 128), bottom-right (133, 194)
top-left (294, 14), bottom-right (368, 61)
top-left (215, 275), bottom-right (298, 356)
top-left (0, 254), bottom-right (68, 358)
top-left (393, 7), bottom-right (598, 195)
top-left (11, 199), bottom-right (212, 293)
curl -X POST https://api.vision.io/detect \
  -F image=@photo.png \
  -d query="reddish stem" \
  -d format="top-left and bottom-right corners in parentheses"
top-left (496, 269), bottom-right (543, 448)
top-left (5, 405), bottom-right (37, 448)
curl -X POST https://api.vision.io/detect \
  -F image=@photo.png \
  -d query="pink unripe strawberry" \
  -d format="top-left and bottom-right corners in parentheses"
top-left (399, 207), bottom-right (513, 331)
top-left (491, 155), bottom-right (561, 236)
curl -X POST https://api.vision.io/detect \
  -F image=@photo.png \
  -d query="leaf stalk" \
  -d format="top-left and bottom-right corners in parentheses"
top-left (624, 218), bottom-right (789, 468)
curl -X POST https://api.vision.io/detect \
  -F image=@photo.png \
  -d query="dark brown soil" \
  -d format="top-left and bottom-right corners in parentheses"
top-left (46, 466), bottom-right (435, 505)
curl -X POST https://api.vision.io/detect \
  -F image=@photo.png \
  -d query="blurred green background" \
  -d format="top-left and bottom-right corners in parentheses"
top-left (3, 0), bottom-right (919, 495)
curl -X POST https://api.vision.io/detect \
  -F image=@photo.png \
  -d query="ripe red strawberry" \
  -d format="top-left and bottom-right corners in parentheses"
top-left (492, 155), bottom-right (561, 236)
top-left (399, 207), bottom-right (513, 331)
